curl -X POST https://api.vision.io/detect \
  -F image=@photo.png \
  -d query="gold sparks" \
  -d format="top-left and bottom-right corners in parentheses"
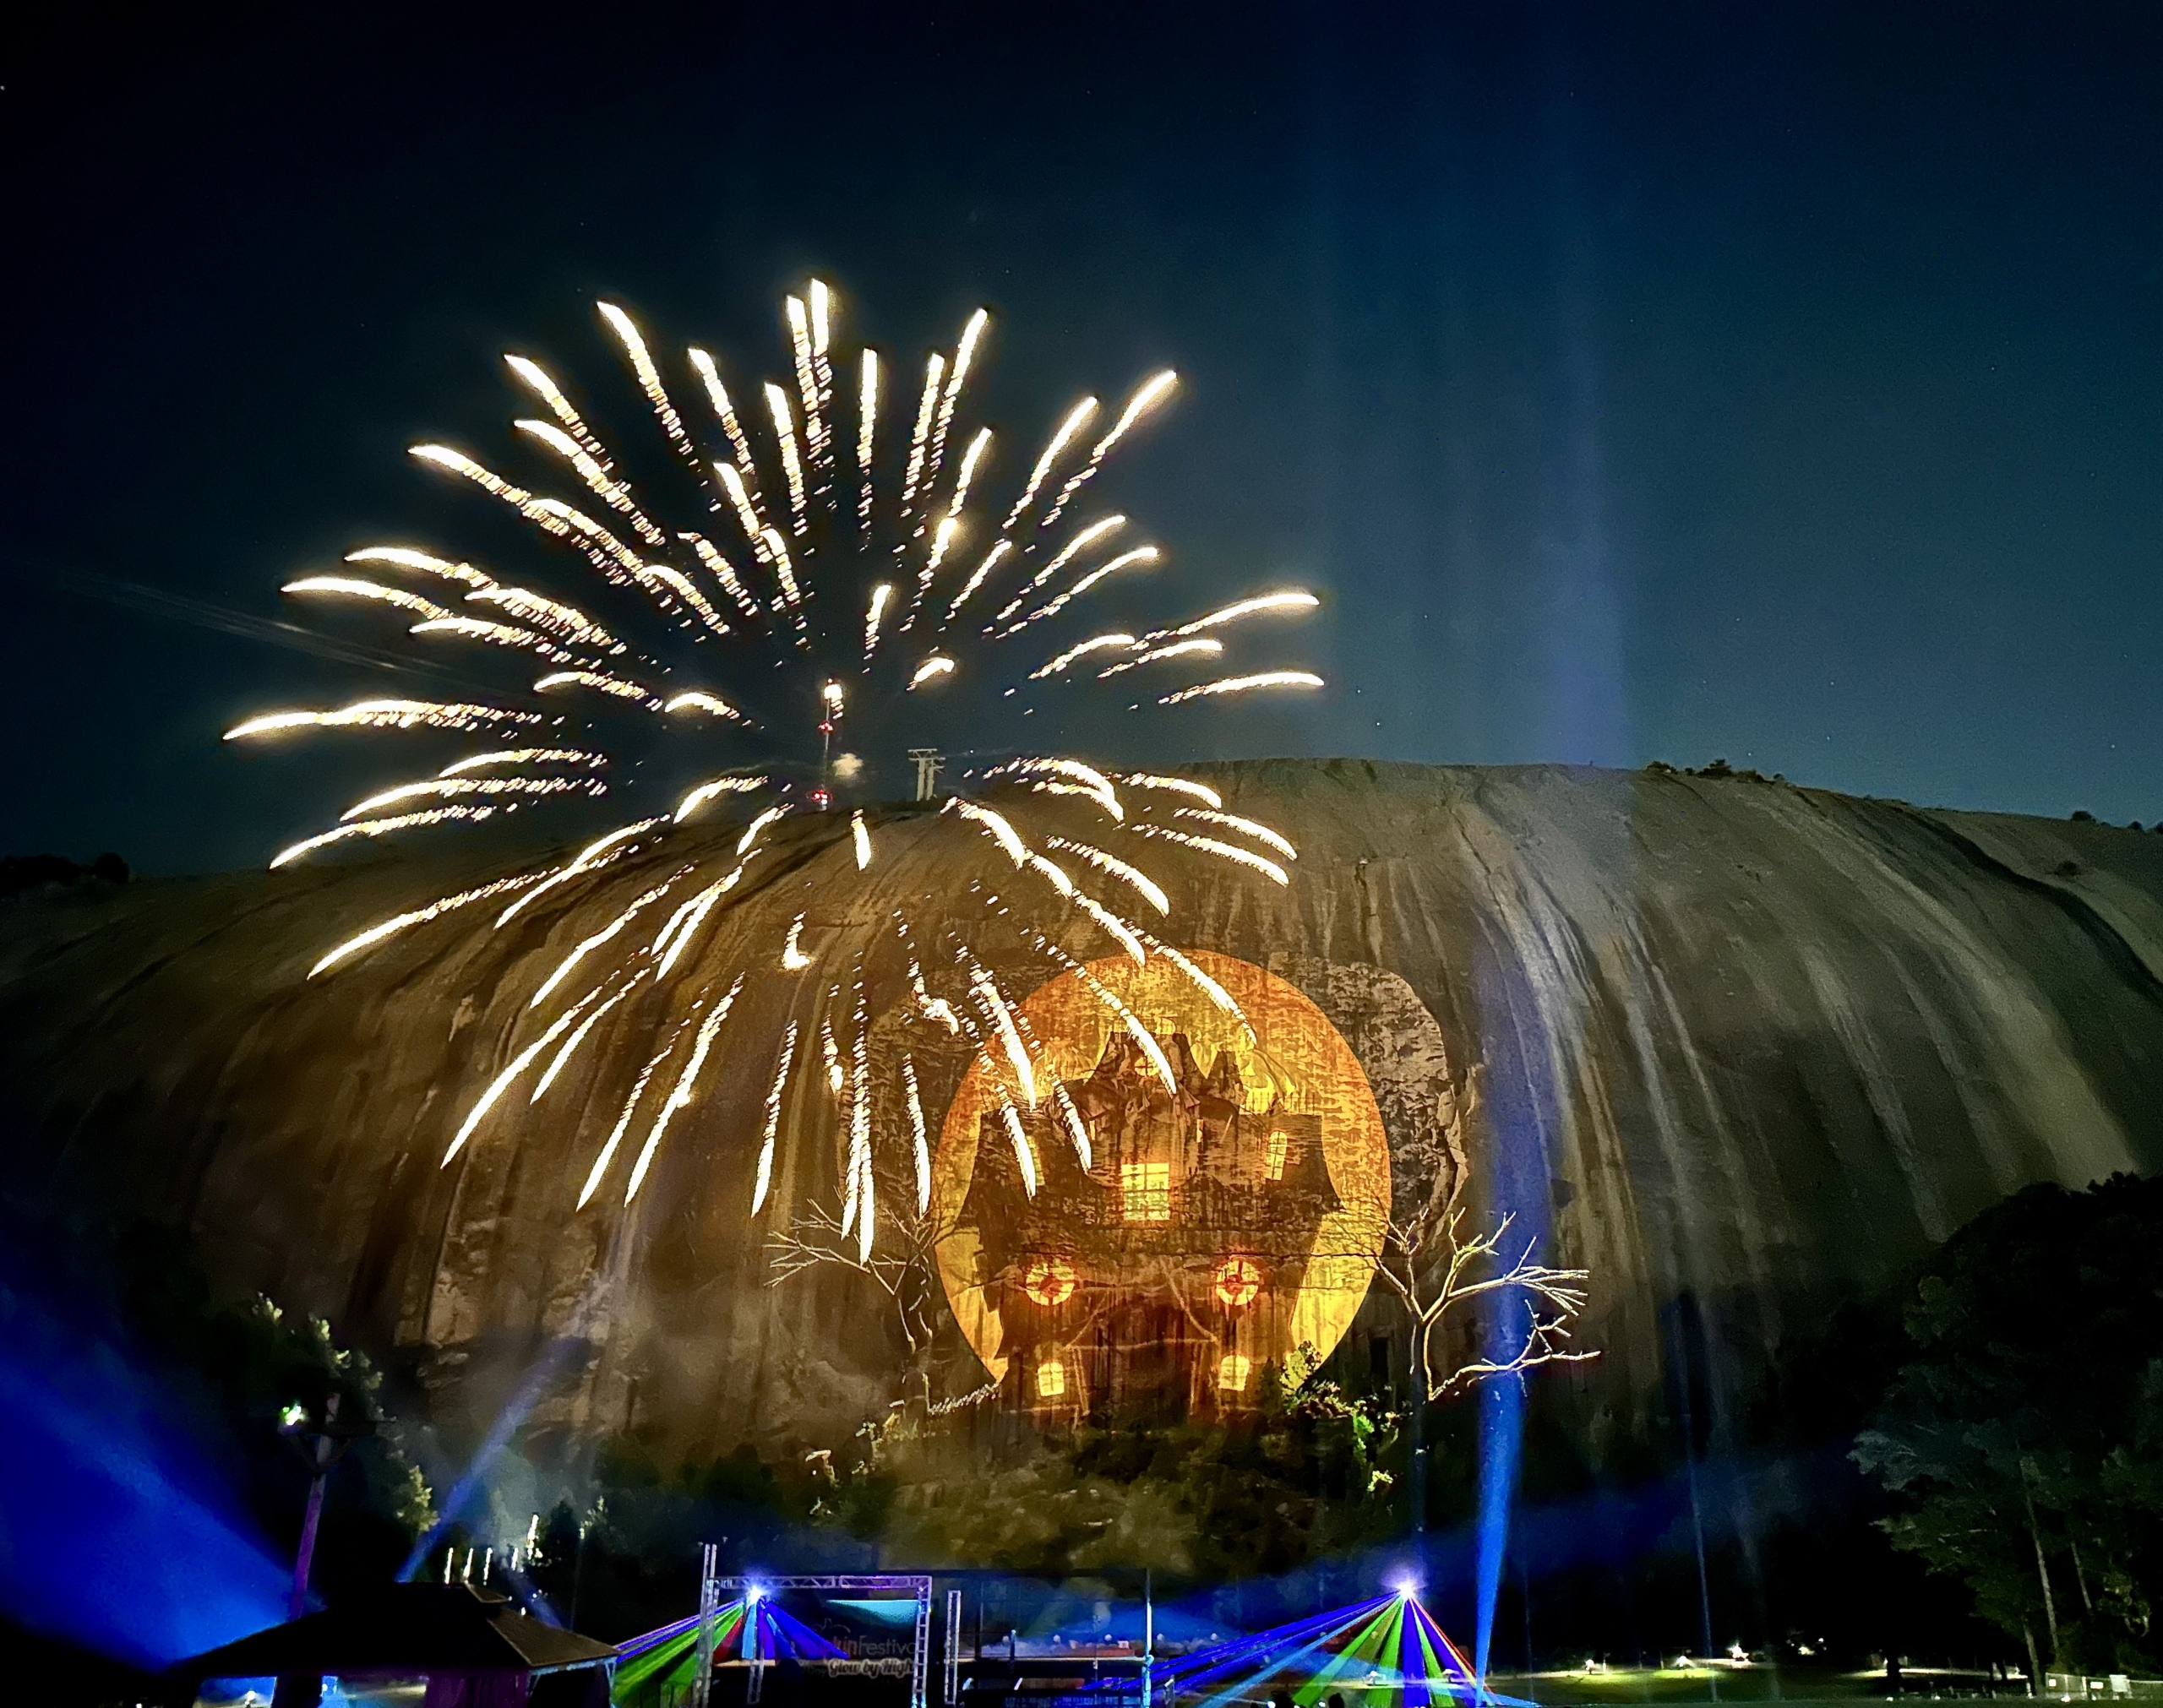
top-left (965, 951), bottom-right (1038, 1107)
top-left (576, 1026), bottom-right (680, 1207)
top-left (950, 427), bottom-right (993, 519)
top-left (945, 798), bottom-right (1028, 866)
top-left (282, 576), bottom-right (449, 621)
top-left (1044, 836), bottom-right (1169, 914)
top-left (993, 757), bottom-right (1123, 818)
top-left (764, 382), bottom-right (809, 534)
top-left (631, 564), bottom-right (731, 637)
top-left (991, 514), bottom-right (1126, 626)
top-left (903, 516), bottom-right (962, 628)
top-left (343, 547), bottom-right (494, 590)
top-left (899, 353), bottom-right (945, 513)
top-left (445, 986), bottom-right (611, 1167)
top-left (736, 804), bottom-right (788, 856)
top-left (597, 302), bottom-right (697, 467)
top-left (624, 974), bottom-right (744, 1203)
top-left (856, 349), bottom-right (880, 526)
top-left (750, 1022), bottom-right (798, 1214)
top-left (1031, 632), bottom-right (1135, 680)
top-left (534, 982), bottom-right (636, 1102)
top-left (503, 355), bottom-right (613, 469)
top-left (1096, 637), bottom-right (1221, 678)
top-left (339, 775), bottom-right (599, 821)
top-left (241, 277), bottom-right (1322, 1265)
top-left (1005, 398), bottom-right (1098, 531)
top-left (673, 774), bottom-right (768, 823)
top-left (1158, 589), bottom-right (1320, 638)
top-left (1158, 669), bottom-right (1325, 705)
top-left (903, 1055), bottom-right (930, 1216)
top-left (864, 583), bottom-right (893, 660)
top-left (514, 419), bottom-right (664, 546)
top-left (1000, 1101), bottom-right (1038, 1196)
top-left (1018, 544), bottom-right (1161, 628)
top-left (309, 873), bottom-right (547, 978)
top-left (409, 616), bottom-right (575, 662)
top-left (1038, 370), bottom-right (1175, 530)
top-left (684, 534), bottom-right (759, 618)
top-left (535, 669), bottom-right (658, 707)
top-left (269, 808), bottom-right (499, 868)
top-left (1174, 806), bottom-right (1299, 861)
top-left (496, 819), bottom-right (665, 927)
top-left (1124, 771), bottom-right (1223, 808)
top-left (1074, 892), bottom-right (1147, 963)
top-left (662, 690), bottom-right (751, 722)
top-left (1129, 822), bottom-right (1290, 885)
top-left (941, 539), bottom-right (1011, 626)
top-left (439, 748), bottom-right (604, 777)
top-left (688, 349), bottom-right (763, 493)
top-left (466, 585), bottom-right (622, 652)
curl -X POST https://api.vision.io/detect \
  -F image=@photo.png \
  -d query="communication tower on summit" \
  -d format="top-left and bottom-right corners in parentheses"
top-left (909, 749), bottom-right (945, 802)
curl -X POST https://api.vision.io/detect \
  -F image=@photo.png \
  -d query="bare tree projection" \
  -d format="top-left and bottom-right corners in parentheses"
top-left (1343, 1063), bottom-right (1598, 1401)
top-left (765, 1192), bottom-right (962, 1406)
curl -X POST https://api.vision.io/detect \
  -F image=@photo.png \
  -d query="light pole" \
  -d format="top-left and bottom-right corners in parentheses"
top-left (278, 1393), bottom-right (374, 1619)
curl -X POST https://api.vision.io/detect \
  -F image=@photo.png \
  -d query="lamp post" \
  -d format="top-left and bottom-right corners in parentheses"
top-left (278, 1393), bottom-right (375, 1619)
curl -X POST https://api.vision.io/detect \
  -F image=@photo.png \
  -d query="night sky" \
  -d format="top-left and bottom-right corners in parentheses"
top-left (8, 3), bottom-right (2162, 874)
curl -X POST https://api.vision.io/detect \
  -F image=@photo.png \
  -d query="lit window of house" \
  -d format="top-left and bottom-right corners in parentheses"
top-left (1218, 1354), bottom-right (1252, 1393)
top-left (1119, 1161), bottom-right (1172, 1222)
top-left (1037, 1357), bottom-right (1067, 1399)
top-left (1263, 1129), bottom-right (1289, 1181)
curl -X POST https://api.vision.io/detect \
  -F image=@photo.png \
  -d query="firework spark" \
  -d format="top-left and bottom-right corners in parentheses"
top-left (240, 280), bottom-right (1322, 1260)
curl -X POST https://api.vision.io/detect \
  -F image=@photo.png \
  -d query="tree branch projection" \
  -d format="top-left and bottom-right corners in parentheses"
top-left (767, 1196), bottom-right (963, 1406)
top-left (1351, 1064), bottom-right (1598, 1402)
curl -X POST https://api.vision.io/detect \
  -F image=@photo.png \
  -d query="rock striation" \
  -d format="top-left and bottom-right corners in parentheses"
top-left (3, 760), bottom-right (2159, 1456)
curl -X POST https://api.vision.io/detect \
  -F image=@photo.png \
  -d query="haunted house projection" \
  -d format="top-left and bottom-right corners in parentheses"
top-left (932, 950), bottom-right (1392, 1422)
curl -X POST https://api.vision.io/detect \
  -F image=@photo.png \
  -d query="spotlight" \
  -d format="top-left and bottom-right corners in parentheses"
top-left (1387, 1573), bottom-right (1422, 1599)
top-left (745, 1582), bottom-right (765, 1604)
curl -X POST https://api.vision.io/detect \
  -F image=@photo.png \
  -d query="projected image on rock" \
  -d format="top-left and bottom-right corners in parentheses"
top-left (930, 950), bottom-right (1390, 1420)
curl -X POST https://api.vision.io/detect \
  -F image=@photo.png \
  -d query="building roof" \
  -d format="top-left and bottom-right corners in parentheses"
top-left (170, 1585), bottom-right (616, 1681)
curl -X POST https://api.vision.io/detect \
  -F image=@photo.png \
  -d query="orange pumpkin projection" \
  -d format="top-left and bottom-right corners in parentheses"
top-left (931, 949), bottom-right (1390, 1420)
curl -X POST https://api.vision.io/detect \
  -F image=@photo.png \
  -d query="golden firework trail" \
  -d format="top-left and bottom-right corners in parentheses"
top-left (232, 279), bottom-right (1326, 1255)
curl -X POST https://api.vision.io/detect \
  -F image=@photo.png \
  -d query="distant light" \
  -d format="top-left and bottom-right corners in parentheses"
top-left (278, 1401), bottom-right (307, 1431)
top-left (1387, 1573), bottom-right (1421, 1598)
top-left (745, 1582), bottom-right (765, 1604)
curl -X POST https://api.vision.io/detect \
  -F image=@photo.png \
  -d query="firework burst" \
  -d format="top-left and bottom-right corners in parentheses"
top-left (228, 281), bottom-right (1323, 1253)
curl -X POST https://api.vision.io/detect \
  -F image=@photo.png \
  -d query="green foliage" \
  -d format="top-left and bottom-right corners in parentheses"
top-left (106, 1221), bottom-right (436, 1600)
top-left (1853, 1174), bottom-right (2163, 1673)
top-left (838, 1345), bottom-right (1400, 1579)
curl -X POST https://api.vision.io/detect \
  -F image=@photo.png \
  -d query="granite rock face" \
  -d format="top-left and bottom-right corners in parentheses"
top-left (3, 760), bottom-right (2159, 1457)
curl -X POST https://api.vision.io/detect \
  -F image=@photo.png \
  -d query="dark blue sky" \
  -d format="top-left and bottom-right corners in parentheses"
top-left (8, 2), bottom-right (2162, 873)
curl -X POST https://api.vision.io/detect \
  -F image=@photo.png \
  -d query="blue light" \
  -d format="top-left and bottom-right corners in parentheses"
top-left (0, 1291), bottom-right (287, 1665)
top-left (744, 1581), bottom-right (765, 1604)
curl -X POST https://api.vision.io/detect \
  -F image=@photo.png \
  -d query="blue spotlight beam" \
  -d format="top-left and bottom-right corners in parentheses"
top-left (1152, 1595), bottom-right (1393, 1692)
top-left (1149, 1591), bottom-right (1538, 1708)
top-left (1191, 1615), bottom-right (1379, 1708)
